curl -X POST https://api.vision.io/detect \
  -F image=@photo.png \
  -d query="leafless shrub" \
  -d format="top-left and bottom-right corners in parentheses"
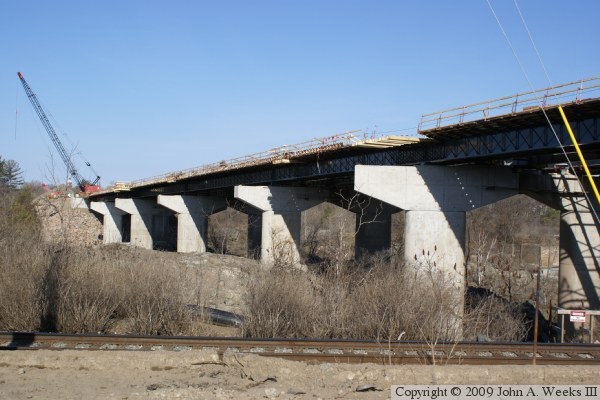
top-left (0, 236), bottom-right (49, 331)
top-left (208, 207), bottom-right (247, 256)
top-left (50, 247), bottom-right (198, 335)
top-left (0, 232), bottom-right (203, 335)
top-left (0, 189), bottom-right (49, 331)
top-left (243, 268), bottom-right (319, 337)
top-left (243, 253), bottom-right (464, 341)
top-left (53, 249), bottom-right (122, 333)
top-left (466, 195), bottom-right (559, 307)
top-left (0, 186), bottom-right (212, 336)
top-left (463, 291), bottom-right (529, 342)
top-left (301, 202), bottom-right (356, 267)
top-left (116, 257), bottom-right (192, 335)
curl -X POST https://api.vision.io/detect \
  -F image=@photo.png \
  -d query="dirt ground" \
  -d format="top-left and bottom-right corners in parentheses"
top-left (1, 349), bottom-right (599, 400)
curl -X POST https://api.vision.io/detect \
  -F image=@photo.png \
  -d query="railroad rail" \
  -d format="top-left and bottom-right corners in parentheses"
top-left (2, 332), bottom-right (599, 365)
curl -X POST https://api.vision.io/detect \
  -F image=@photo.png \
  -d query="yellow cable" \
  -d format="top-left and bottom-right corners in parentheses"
top-left (558, 105), bottom-right (600, 204)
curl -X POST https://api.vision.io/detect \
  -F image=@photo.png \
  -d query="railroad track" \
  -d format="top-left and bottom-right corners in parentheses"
top-left (1, 332), bottom-right (599, 365)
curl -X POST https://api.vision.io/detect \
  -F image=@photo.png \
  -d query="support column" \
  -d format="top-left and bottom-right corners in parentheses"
top-left (556, 175), bottom-right (600, 310)
top-left (234, 185), bottom-right (327, 266)
top-left (355, 165), bottom-right (519, 337)
top-left (157, 194), bottom-right (226, 253)
top-left (404, 210), bottom-right (466, 272)
top-left (90, 201), bottom-right (126, 244)
top-left (559, 205), bottom-right (600, 309)
top-left (115, 198), bottom-right (161, 249)
top-left (521, 171), bottom-right (600, 311)
top-left (355, 164), bottom-right (518, 278)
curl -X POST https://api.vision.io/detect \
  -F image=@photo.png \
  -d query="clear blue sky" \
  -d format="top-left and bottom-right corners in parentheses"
top-left (1, 1), bottom-right (598, 185)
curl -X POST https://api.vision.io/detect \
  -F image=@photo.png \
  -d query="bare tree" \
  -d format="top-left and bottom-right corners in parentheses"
top-left (319, 189), bottom-right (384, 274)
top-left (207, 200), bottom-right (248, 256)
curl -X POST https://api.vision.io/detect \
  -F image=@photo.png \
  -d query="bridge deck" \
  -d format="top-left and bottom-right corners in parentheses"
top-left (420, 98), bottom-right (600, 140)
top-left (100, 134), bottom-right (420, 193)
top-left (90, 77), bottom-right (600, 199)
top-left (418, 77), bottom-right (600, 134)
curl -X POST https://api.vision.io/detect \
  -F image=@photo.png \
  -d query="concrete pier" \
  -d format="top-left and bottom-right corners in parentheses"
top-left (115, 198), bottom-right (171, 250)
top-left (355, 165), bottom-right (518, 337)
top-left (157, 194), bottom-right (226, 253)
top-left (521, 171), bottom-right (600, 339)
top-left (234, 185), bottom-right (327, 266)
top-left (403, 210), bottom-right (466, 270)
top-left (560, 205), bottom-right (600, 309)
top-left (556, 178), bottom-right (600, 310)
top-left (521, 171), bottom-right (600, 310)
top-left (90, 201), bottom-right (126, 244)
top-left (355, 164), bottom-right (518, 278)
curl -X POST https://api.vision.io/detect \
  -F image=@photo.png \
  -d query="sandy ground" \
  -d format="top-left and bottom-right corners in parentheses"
top-left (1, 349), bottom-right (599, 399)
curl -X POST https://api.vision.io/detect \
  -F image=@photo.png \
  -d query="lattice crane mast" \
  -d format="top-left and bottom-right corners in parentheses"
top-left (18, 72), bottom-right (100, 193)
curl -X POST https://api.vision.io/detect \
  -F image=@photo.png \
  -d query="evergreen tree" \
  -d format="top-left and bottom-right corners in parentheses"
top-left (0, 158), bottom-right (24, 189)
top-left (0, 156), bottom-right (6, 188)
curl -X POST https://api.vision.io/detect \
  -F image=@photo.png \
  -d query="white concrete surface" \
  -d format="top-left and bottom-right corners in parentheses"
top-left (559, 207), bottom-right (600, 309)
top-left (90, 201), bottom-right (126, 244)
top-left (115, 198), bottom-right (159, 249)
top-left (234, 185), bottom-right (328, 266)
top-left (157, 195), bottom-right (226, 253)
top-left (554, 174), bottom-right (599, 310)
top-left (234, 186), bottom-right (327, 212)
top-left (354, 165), bottom-right (518, 267)
top-left (69, 194), bottom-right (89, 209)
top-left (354, 165), bottom-right (518, 324)
top-left (404, 210), bottom-right (466, 281)
top-left (355, 165), bottom-right (518, 212)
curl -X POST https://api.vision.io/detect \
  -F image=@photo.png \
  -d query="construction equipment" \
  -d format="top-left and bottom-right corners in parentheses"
top-left (17, 72), bottom-right (101, 194)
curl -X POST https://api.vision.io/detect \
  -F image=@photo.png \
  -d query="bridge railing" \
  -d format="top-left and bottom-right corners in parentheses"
top-left (120, 130), bottom-right (385, 190)
top-left (418, 77), bottom-right (600, 133)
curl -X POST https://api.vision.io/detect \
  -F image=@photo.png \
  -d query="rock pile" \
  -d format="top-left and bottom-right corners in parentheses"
top-left (35, 196), bottom-right (102, 247)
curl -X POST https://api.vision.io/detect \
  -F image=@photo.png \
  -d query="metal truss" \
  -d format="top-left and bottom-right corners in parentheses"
top-left (430, 118), bottom-right (600, 163)
top-left (93, 116), bottom-right (600, 201)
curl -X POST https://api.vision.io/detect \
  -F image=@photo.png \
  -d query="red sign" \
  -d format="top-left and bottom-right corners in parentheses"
top-left (570, 311), bottom-right (586, 323)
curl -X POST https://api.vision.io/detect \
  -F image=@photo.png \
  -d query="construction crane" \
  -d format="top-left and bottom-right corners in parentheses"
top-left (18, 72), bottom-right (100, 194)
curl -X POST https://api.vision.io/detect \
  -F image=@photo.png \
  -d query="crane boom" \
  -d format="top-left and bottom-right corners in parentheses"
top-left (17, 72), bottom-right (100, 193)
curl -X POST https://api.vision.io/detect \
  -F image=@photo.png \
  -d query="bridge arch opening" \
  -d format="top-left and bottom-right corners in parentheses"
top-left (207, 207), bottom-right (248, 257)
top-left (466, 194), bottom-right (561, 340)
top-left (121, 214), bottom-right (131, 243)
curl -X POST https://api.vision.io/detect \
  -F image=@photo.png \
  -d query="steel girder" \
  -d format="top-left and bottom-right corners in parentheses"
top-left (97, 116), bottom-right (600, 200)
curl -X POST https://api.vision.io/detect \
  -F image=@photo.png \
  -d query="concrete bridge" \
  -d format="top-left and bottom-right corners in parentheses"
top-left (89, 79), bottom-right (600, 311)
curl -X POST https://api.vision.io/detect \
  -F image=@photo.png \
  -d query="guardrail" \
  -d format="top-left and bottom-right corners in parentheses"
top-left (418, 77), bottom-right (600, 132)
top-left (102, 129), bottom-right (409, 192)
